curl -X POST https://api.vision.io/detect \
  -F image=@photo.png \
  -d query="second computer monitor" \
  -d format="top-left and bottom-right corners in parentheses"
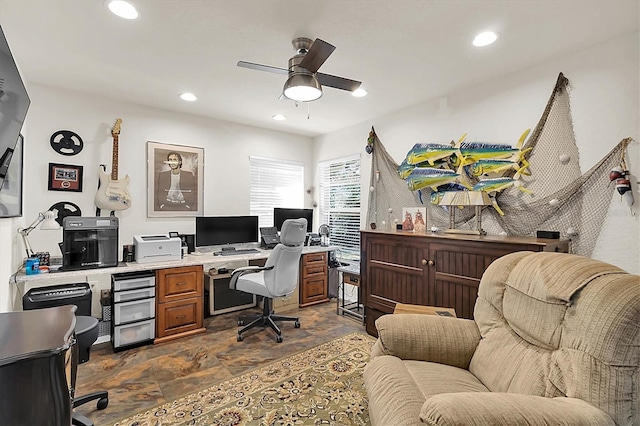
top-left (273, 208), bottom-right (313, 233)
top-left (195, 216), bottom-right (258, 247)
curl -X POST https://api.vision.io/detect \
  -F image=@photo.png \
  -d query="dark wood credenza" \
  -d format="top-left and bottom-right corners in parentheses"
top-left (361, 230), bottom-right (568, 336)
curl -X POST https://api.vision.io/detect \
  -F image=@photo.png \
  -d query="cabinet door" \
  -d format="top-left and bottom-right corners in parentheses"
top-left (157, 265), bottom-right (203, 304)
top-left (363, 233), bottom-right (430, 314)
top-left (299, 252), bottom-right (329, 306)
top-left (428, 240), bottom-right (540, 319)
top-left (156, 297), bottom-right (203, 339)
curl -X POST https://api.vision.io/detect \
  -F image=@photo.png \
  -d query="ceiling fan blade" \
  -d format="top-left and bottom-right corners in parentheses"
top-left (237, 61), bottom-right (288, 75)
top-left (317, 73), bottom-right (362, 92)
top-left (299, 38), bottom-right (336, 73)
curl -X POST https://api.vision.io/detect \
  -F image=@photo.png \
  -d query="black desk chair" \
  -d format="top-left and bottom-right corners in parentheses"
top-left (72, 316), bottom-right (109, 426)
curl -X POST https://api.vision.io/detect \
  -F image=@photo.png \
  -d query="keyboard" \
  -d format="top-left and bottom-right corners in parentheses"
top-left (214, 248), bottom-right (260, 256)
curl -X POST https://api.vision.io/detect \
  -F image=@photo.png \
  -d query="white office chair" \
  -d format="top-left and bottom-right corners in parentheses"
top-left (229, 218), bottom-right (307, 343)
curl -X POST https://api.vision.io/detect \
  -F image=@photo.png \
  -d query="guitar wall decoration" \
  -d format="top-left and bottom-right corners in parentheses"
top-left (94, 118), bottom-right (132, 212)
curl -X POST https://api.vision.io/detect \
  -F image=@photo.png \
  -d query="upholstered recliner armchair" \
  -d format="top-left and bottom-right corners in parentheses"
top-left (364, 251), bottom-right (640, 426)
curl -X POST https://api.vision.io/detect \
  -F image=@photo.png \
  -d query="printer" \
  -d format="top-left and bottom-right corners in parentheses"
top-left (133, 234), bottom-right (182, 263)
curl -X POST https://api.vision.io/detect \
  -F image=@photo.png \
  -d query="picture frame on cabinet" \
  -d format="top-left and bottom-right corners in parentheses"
top-left (0, 133), bottom-right (23, 218)
top-left (48, 162), bottom-right (83, 192)
top-left (147, 141), bottom-right (204, 218)
top-left (402, 207), bottom-right (427, 232)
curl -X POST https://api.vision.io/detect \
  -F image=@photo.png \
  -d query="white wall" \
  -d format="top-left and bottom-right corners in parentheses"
top-left (0, 85), bottom-right (313, 311)
top-left (314, 32), bottom-right (640, 274)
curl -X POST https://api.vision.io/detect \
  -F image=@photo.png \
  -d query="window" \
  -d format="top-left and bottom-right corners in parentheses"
top-left (318, 155), bottom-right (361, 261)
top-left (249, 156), bottom-right (304, 229)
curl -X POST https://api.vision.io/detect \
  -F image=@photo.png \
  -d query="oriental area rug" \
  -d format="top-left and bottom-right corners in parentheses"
top-left (111, 333), bottom-right (375, 426)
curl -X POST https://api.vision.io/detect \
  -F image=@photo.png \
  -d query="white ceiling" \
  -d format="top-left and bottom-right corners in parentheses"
top-left (0, 0), bottom-right (637, 138)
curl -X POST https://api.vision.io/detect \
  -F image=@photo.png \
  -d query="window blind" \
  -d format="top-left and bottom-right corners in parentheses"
top-left (250, 156), bottom-right (304, 229)
top-left (318, 155), bottom-right (361, 261)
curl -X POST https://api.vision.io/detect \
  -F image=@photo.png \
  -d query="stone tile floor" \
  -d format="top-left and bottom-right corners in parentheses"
top-left (74, 301), bottom-right (365, 424)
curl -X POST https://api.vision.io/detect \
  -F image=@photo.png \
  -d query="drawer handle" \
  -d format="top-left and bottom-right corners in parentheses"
top-left (176, 315), bottom-right (187, 319)
top-left (348, 277), bottom-right (359, 283)
top-left (176, 281), bottom-right (187, 286)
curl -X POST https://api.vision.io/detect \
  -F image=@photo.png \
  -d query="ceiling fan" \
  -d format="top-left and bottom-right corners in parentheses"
top-left (237, 37), bottom-right (362, 102)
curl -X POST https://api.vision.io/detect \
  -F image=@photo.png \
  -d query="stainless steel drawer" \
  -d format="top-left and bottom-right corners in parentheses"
top-left (114, 319), bottom-right (155, 347)
top-left (113, 297), bottom-right (155, 325)
top-left (114, 286), bottom-right (155, 303)
top-left (113, 274), bottom-right (155, 291)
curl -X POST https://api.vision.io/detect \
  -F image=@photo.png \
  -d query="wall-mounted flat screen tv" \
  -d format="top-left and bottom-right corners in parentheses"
top-left (273, 207), bottom-right (313, 232)
top-left (0, 25), bottom-right (30, 209)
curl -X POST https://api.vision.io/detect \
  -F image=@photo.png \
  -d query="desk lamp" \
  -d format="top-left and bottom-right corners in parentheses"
top-left (17, 210), bottom-right (61, 257)
top-left (438, 191), bottom-right (492, 235)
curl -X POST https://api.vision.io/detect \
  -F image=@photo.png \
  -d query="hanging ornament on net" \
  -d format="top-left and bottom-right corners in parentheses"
top-left (609, 139), bottom-right (635, 215)
top-left (365, 127), bottom-right (375, 154)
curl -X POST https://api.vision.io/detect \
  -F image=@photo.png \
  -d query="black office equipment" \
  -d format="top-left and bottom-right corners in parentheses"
top-left (260, 226), bottom-right (280, 249)
top-left (196, 215), bottom-right (259, 248)
top-left (214, 248), bottom-right (260, 256)
top-left (305, 233), bottom-right (322, 246)
top-left (180, 233), bottom-right (195, 253)
top-left (62, 216), bottom-right (119, 270)
top-left (274, 207), bottom-right (313, 232)
top-left (22, 282), bottom-right (92, 315)
top-left (536, 230), bottom-right (560, 239)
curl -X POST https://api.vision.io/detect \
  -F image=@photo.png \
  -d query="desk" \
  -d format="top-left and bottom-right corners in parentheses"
top-left (12, 246), bottom-right (337, 346)
top-left (337, 262), bottom-right (363, 323)
top-left (13, 246), bottom-right (337, 311)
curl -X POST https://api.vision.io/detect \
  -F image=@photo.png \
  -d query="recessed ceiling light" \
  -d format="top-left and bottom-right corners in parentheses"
top-left (352, 88), bottom-right (368, 98)
top-left (473, 31), bottom-right (498, 47)
top-left (179, 93), bottom-right (197, 102)
top-left (272, 114), bottom-right (287, 121)
top-left (107, 1), bottom-right (139, 20)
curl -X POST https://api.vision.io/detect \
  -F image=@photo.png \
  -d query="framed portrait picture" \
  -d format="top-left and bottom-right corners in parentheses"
top-left (147, 141), bottom-right (204, 217)
top-left (48, 162), bottom-right (83, 192)
top-left (402, 206), bottom-right (427, 233)
top-left (0, 133), bottom-right (23, 218)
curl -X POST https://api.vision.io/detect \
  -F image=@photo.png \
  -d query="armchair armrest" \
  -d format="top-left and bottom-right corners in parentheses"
top-left (420, 392), bottom-right (615, 426)
top-left (229, 265), bottom-right (274, 289)
top-left (373, 314), bottom-right (480, 369)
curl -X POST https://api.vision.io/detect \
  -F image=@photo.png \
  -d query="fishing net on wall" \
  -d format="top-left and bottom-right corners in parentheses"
top-left (365, 73), bottom-right (632, 257)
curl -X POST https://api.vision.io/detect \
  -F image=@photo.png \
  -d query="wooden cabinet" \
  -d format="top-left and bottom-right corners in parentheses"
top-left (155, 265), bottom-right (205, 343)
top-left (299, 252), bottom-right (330, 307)
top-left (361, 230), bottom-right (568, 336)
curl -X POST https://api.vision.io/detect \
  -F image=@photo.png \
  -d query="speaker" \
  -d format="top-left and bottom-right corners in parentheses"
top-left (180, 234), bottom-right (195, 253)
top-left (536, 230), bottom-right (560, 239)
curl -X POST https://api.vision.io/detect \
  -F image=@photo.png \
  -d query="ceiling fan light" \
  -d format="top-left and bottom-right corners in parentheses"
top-left (107, 0), bottom-right (139, 20)
top-left (352, 88), bottom-right (368, 98)
top-left (473, 31), bottom-right (498, 47)
top-left (283, 73), bottom-right (322, 102)
top-left (179, 92), bottom-right (197, 101)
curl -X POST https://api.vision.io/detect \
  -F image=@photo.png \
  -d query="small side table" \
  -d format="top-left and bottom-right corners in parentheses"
top-left (337, 262), bottom-right (363, 323)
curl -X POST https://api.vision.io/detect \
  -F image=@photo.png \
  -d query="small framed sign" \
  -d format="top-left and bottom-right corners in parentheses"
top-left (48, 162), bottom-right (83, 192)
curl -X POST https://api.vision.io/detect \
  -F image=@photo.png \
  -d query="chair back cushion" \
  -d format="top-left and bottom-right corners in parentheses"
top-left (469, 251), bottom-right (639, 426)
top-left (263, 218), bottom-right (306, 297)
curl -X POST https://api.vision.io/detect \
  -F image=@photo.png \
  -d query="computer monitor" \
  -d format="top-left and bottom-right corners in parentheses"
top-left (273, 208), bottom-right (313, 232)
top-left (195, 216), bottom-right (258, 247)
